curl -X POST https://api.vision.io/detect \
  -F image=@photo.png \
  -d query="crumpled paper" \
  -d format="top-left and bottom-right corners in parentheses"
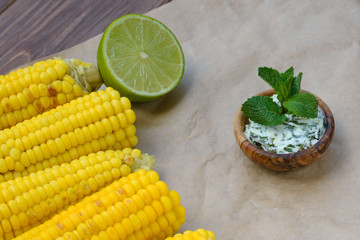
top-left (28, 0), bottom-right (360, 239)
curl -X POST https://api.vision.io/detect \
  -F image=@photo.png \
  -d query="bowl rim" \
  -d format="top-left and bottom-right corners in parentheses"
top-left (234, 89), bottom-right (335, 170)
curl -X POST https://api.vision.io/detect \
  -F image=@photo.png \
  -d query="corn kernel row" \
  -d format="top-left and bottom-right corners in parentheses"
top-left (14, 170), bottom-right (186, 240)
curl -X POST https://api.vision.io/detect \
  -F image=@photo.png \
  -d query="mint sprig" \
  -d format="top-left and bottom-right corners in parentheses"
top-left (241, 66), bottom-right (318, 126)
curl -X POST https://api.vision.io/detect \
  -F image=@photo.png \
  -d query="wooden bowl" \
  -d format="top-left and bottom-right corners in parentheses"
top-left (233, 89), bottom-right (335, 171)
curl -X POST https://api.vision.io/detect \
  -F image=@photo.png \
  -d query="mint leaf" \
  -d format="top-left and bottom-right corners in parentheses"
top-left (241, 96), bottom-right (286, 126)
top-left (277, 66), bottom-right (294, 101)
top-left (258, 67), bottom-right (281, 93)
top-left (289, 72), bottom-right (302, 97)
top-left (281, 67), bottom-right (294, 83)
top-left (258, 67), bottom-right (292, 102)
top-left (283, 93), bottom-right (318, 118)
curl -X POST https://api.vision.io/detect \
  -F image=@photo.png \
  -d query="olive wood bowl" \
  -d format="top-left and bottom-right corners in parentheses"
top-left (234, 89), bottom-right (335, 171)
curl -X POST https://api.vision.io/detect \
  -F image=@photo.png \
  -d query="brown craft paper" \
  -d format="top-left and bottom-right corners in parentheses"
top-left (18, 0), bottom-right (360, 239)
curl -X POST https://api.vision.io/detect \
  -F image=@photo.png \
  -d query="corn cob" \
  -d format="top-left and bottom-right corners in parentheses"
top-left (0, 87), bottom-right (138, 175)
top-left (0, 148), bottom-right (155, 239)
top-left (0, 58), bottom-right (103, 130)
top-left (166, 229), bottom-right (215, 240)
top-left (14, 170), bottom-right (186, 240)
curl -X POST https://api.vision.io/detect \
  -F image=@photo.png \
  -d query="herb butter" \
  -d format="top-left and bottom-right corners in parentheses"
top-left (244, 94), bottom-right (326, 154)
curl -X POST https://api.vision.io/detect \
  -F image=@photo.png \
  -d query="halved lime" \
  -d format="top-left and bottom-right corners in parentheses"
top-left (97, 14), bottom-right (185, 102)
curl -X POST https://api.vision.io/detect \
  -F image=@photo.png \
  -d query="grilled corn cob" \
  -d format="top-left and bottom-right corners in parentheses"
top-left (0, 58), bottom-right (103, 130)
top-left (14, 170), bottom-right (186, 240)
top-left (0, 87), bottom-right (138, 175)
top-left (0, 148), bottom-right (155, 239)
top-left (166, 229), bottom-right (215, 240)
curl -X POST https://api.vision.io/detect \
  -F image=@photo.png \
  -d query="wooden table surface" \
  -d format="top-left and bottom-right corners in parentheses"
top-left (0, 0), bottom-right (170, 74)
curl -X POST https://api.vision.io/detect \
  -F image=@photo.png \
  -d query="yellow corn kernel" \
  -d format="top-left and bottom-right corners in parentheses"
top-left (39, 97), bottom-right (50, 109)
top-left (62, 81), bottom-right (73, 94)
top-left (22, 88), bottom-right (34, 103)
top-left (1, 98), bottom-right (12, 112)
top-left (63, 75), bottom-right (75, 85)
top-left (5, 82), bottom-right (15, 96)
top-left (124, 109), bottom-right (136, 124)
top-left (33, 99), bottom-right (44, 113)
top-left (51, 80), bottom-right (62, 93)
top-left (46, 67), bottom-right (58, 81)
top-left (31, 72), bottom-right (41, 85)
top-left (12, 80), bottom-right (23, 93)
top-left (1, 218), bottom-right (12, 233)
top-left (57, 93), bottom-right (67, 105)
top-left (0, 86), bottom-right (7, 99)
top-left (40, 72), bottom-right (51, 84)
top-left (66, 93), bottom-right (75, 102)
top-left (38, 84), bottom-right (48, 97)
top-left (54, 64), bottom-right (66, 78)
top-left (23, 73), bottom-right (32, 85)
top-left (117, 113), bottom-right (128, 128)
top-left (5, 112), bottom-right (16, 127)
top-left (28, 84), bottom-right (40, 99)
top-left (73, 84), bottom-right (83, 97)
top-left (34, 62), bottom-right (46, 72)
top-left (25, 104), bottom-right (37, 118)
top-left (9, 214), bottom-right (21, 230)
top-left (16, 93), bottom-right (27, 108)
top-left (125, 125), bottom-right (136, 137)
top-left (9, 95), bottom-right (21, 110)
top-left (120, 97), bottom-right (131, 110)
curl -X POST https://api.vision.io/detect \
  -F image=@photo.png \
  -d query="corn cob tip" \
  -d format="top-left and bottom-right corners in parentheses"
top-left (131, 153), bottom-right (156, 172)
top-left (64, 58), bottom-right (103, 92)
top-left (122, 148), bottom-right (156, 172)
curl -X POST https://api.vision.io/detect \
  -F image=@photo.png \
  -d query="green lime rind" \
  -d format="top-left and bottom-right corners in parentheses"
top-left (97, 14), bottom-right (185, 102)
